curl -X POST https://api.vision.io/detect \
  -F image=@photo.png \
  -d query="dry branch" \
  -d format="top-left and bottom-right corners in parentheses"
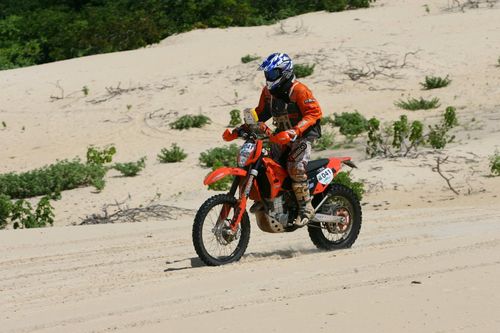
top-left (432, 156), bottom-right (460, 195)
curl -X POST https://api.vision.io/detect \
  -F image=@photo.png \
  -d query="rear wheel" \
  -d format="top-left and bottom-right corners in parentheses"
top-left (308, 184), bottom-right (362, 250)
top-left (192, 194), bottom-right (250, 266)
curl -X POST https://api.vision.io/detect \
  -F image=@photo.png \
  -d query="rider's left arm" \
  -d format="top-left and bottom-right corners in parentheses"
top-left (292, 86), bottom-right (322, 136)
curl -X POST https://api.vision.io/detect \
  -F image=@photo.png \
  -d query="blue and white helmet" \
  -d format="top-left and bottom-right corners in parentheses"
top-left (258, 53), bottom-right (294, 91)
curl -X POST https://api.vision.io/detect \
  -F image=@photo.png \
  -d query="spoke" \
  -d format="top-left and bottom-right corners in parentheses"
top-left (201, 202), bottom-right (240, 259)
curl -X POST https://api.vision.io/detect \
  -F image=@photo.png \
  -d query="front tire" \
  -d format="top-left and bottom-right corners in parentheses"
top-left (192, 194), bottom-right (250, 266)
top-left (308, 184), bottom-right (362, 250)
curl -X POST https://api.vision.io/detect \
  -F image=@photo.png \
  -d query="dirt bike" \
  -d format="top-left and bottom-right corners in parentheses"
top-left (192, 109), bottom-right (362, 266)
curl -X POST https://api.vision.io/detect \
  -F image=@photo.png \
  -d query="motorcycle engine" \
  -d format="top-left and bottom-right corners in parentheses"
top-left (254, 193), bottom-right (297, 233)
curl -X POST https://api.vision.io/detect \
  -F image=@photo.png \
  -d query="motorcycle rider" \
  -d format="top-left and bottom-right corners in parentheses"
top-left (225, 53), bottom-right (322, 227)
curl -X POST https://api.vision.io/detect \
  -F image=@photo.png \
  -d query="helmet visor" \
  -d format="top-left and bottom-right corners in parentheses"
top-left (264, 68), bottom-right (282, 82)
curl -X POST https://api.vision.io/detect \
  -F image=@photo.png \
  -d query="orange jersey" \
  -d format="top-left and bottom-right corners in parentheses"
top-left (255, 81), bottom-right (322, 137)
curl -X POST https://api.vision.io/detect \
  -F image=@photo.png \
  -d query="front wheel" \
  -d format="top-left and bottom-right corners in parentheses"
top-left (308, 184), bottom-right (362, 250)
top-left (192, 194), bottom-right (250, 266)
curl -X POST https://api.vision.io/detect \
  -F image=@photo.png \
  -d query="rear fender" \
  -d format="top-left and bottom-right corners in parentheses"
top-left (204, 167), bottom-right (247, 186)
top-left (312, 157), bottom-right (353, 195)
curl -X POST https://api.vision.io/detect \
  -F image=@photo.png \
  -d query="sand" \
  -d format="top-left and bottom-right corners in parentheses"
top-left (1, 0), bottom-right (500, 331)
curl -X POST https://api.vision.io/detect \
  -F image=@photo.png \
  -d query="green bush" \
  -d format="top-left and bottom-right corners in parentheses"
top-left (86, 145), bottom-right (116, 165)
top-left (333, 111), bottom-right (368, 141)
top-left (241, 54), bottom-right (259, 63)
top-left (229, 109), bottom-right (242, 127)
top-left (0, 159), bottom-right (107, 199)
top-left (332, 172), bottom-right (365, 200)
top-left (170, 114), bottom-right (211, 130)
top-left (294, 64), bottom-right (315, 78)
top-left (0, 195), bottom-right (55, 229)
top-left (427, 106), bottom-right (458, 149)
top-left (420, 75), bottom-right (451, 90)
top-left (157, 144), bottom-right (187, 163)
top-left (313, 131), bottom-right (338, 151)
top-left (395, 97), bottom-right (441, 111)
top-left (113, 157), bottom-right (146, 177)
top-left (490, 152), bottom-right (500, 176)
top-left (199, 144), bottom-right (239, 168)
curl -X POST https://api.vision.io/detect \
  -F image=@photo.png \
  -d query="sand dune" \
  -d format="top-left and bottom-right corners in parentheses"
top-left (1, 0), bottom-right (500, 331)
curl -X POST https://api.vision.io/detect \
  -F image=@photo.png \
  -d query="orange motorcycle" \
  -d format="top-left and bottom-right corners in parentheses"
top-left (192, 110), bottom-right (362, 266)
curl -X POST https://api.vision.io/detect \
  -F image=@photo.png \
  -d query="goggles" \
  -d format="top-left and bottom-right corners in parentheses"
top-left (264, 68), bottom-right (282, 81)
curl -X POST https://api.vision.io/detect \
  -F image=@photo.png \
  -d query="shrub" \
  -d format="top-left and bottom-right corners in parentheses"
top-left (395, 97), bottom-right (441, 111)
top-left (392, 115), bottom-right (424, 152)
top-left (1, 121), bottom-right (6, 128)
top-left (321, 115), bottom-right (336, 127)
top-left (11, 196), bottom-right (55, 229)
top-left (113, 157), bottom-right (146, 177)
top-left (241, 54), bottom-right (259, 63)
top-left (0, 194), bottom-right (12, 229)
top-left (294, 64), bottom-right (315, 78)
top-left (332, 172), bottom-right (365, 200)
top-left (497, 56), bottom-right (500, 67)
top-left (86, 145), bottom-right (116, 165)
top-left (157, 144), bottom-right (187, 163)
top-left (170, 114), bottom-right (211, 130)
top-left (427, 106), bottom-right (458, 149)
top-left (229, 109), bottom-right (242, 127)
top-left (199, 144), bottom-right (239, 168)
top-left (0, 159), bottom-right (107, 199)
top-left (333, 111), bottom-right (368, 141)
top-left (490, 152), bottom-right (500, 176)
top-left (82, 85), bottom-right (89, 96)
top-left (313, 131), bottom-right (338, 151)
top-left (420, 75), bottom-right (451, 90)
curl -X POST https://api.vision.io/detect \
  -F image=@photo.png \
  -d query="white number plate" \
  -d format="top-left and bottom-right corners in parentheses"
top-left (316, 168), bottom-right (334, 185)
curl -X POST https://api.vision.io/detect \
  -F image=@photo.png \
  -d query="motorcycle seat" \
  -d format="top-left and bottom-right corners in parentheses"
top-left (306, 159), bottom-right (329, 173)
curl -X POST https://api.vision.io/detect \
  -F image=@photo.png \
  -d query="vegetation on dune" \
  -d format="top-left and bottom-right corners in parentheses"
top-left (420, 75), bottom-right (451, 90)
top-left (113, 157), bottom-right (146, 177)
top-left (0, 195), bottom-right (55, 229)
top-left (0, 0), bottom-right (375, 70)
top-left (395, 97), bottom-right (441, 111)
top-left (199, 144), bottom-right (239, 191)
top-left (241, 54), bottom-right (260, 64)
top-left (332, 172), bottom-right (365, 200)
top-left (229, 109), bottom-right (242, 127)
top-left (170, 115), bottom-right (211, 130)
top-left (157, 144), bottom-right (187, 163)
top-left (294, 64), bottom-right (315, 78)
top-left (490, 151), bottom-right (500, 176)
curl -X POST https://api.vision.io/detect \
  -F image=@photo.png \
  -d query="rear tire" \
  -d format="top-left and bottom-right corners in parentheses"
top-left (192, 194), bottom-right (250, 266)
top-left (308, 184), bottom-right (362, 250)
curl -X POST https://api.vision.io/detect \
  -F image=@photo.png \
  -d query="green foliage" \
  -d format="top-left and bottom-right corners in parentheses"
top-left (229, 109), bottom-right (242, 127)
top-left (0, 194), bottom-right (11, 229)
top-left (157, 144), bottom-right (187, 163)
top-left (332, 172), bottom-right (365, 200)
top-left (392, 115), bottom-right (424, 151)
top-left (321, 115), bottom-right (335, 126)
top-left (199, 144), bottom-right (239, 168)
top-left (294, 63), bottom-right (315, 78)
top-left (82, 85), bottom-right (89, 96)
top-left (366, 117), bottom-right (384, 157)
top-left (395, 97), bottom-right (440, 110)
top-left (86, 145), bottom-right (116, 165)
top-left (497, 56), bottom-right (500, 67)
top-left (0, 195), bottom-right (54, 229)
top-left (170, 114), bottom-right (211, 130)
top-left (420, 75), bottom-right (451, 90)
top-left (113, 157), bottom-right (146, 177)
top-left (313, 130), bottom-right (339, 151)
top-left (490, 151), bottom-right (500, 176)
top-left (333, 111), bottom-right (368, 141)
top-left (0, 1), bottom-right (375, 70)
top-left (0, 159), bottom-right (107, 199)
top-left (241, 54), bottom-right (259, 63)
top-left (427, 106), bottom-right (458, 149)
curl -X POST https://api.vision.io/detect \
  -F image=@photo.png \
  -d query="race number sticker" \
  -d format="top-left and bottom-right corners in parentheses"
top-left (317, 168), bottom-right (334, 185)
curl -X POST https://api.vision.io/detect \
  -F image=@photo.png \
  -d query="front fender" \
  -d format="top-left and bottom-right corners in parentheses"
top-left (203, 167), bottom-right (247, 186)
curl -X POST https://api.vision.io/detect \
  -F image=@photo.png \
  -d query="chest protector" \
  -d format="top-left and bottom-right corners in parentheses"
top-left (270, 97), bottom-right (301, 132)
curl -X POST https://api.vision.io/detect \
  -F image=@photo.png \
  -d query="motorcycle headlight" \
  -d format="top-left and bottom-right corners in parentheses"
top-left (238, 142), bottom-right (256, 167)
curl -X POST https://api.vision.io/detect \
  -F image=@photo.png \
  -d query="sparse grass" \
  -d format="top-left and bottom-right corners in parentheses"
top-left (241, 54), bottom-right (260, 64)
top-left (113, 157), bottom-right (146, 177)
top-left (490, 151), bottom-right (500, 176)
top-left (420, 75), bottom-right (451, 90)
top-left (313, 131), bottom-right (339, 151)
top-left (157, 144), bottom-right (187, 163)
top-left (170, 114), bottom-right (211, 130)
top-left (82, 85), bottom-right (89, 96)
top-left (395, 97), bottom-right (440, 111)
top-left (229, 109), bottom-right (242, 127)
top-left (294, 63), bottom-right (315, 78)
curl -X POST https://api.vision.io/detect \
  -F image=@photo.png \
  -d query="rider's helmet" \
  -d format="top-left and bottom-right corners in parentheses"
top-left (258, 53), bottom-right (294, 92)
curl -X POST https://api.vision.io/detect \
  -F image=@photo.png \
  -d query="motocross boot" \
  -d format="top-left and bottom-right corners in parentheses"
top-left (292, 181), bottom-right (315, 227)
